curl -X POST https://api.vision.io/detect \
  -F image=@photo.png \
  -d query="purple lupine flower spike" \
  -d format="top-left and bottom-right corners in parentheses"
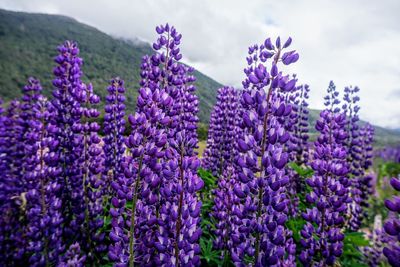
top-left (299, 82), bottom-right (351, 266)
top-left (283, 83), bottom-right (310, 215)
top-left (103, 77), bottom-right (126, 199)
top-left (79, 82), bottom-right (106, 262)
top-left (59, 243), bottom-right (86, 267)
top-left (51, 41), bottom-right (106, 263)
top-left (25, 95), bottom-right (64, 266)
top-left (109, 24), bottom-right (203, 267)
top-left (232, 36), bottom-right (298, 266)
top-left (342, 85), bottom-right (365, 231)
top-left (51, 40), bottom-right (87, 239)
top-left (362, 215), bottom-right (385, 267)
top-left (0, 100), bottom-right (27, 265)
top-left (202, 86), bottom-right (240, 176)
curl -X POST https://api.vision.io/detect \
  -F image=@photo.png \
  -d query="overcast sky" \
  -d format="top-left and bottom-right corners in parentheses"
top-left (1, 0), bottom-right (400, 128)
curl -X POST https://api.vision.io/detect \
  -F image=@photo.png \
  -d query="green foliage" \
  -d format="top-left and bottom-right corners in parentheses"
top-left (287, 162), bottom-right (313, 212)
top-left (198, 168), bottom-right (217, 193)
top-left (197, 168), bottom-right (224, 266)
top-left (340, 232), bottom-right (369, 267)
top-left (378, 161), bottom-right (400, 179)
top-left (286, 217), bottom-right (307, 244)
top-left (200, 238), bottom-right (222, 266)
top-left (288, 162), bottom-right (314, 178)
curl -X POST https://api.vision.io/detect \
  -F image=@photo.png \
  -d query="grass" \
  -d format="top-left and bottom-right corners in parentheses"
top-left (197, 141), bottom-right (207, 158)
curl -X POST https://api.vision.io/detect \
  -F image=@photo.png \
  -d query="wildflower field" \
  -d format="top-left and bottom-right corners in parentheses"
top-left (1, 23), bottom-right (400, 267)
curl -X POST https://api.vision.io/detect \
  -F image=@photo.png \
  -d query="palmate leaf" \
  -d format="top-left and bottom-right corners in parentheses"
top-left (200, 237), bottom-right (223, 266)
top-left (340, 231), bottom-right (370, 267)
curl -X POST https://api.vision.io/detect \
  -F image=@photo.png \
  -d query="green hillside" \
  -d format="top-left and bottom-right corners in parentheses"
top-left (0, 9), bottom-right (222, 122)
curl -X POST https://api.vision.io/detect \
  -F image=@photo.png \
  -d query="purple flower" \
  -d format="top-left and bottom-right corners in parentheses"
top-left (109, 24), bottom-right (203, 267)
top-left (283, 83), bottom-right (311, 215)
top-left (24, 96), bottom-right (64, 266)
top-left (51, 41), bottom-right (87, 238)
top-left (300, 83), bottom-right (351, 266)
top-left (103, 78), bottom-right (126, 198)
top-left (232, 36), bottom-right (298, 266)
top-left (51, 41), bottom-right (105, 263)
top-left (59, 243), bottom-right (86, 267)
top-left (202, 86), bottom-right (241, 176)
top-left (383, 177), bottom-right (400, 266)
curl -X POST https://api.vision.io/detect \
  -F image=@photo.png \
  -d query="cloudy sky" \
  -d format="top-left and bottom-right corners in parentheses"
top-left (1, 0), bottom-right (400, 128)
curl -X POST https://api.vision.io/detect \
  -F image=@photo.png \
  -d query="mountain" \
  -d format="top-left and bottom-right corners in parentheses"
top-left (0, 8), bottom-right (222, 122)
top-left (0, 9), bottom-right (399, 145)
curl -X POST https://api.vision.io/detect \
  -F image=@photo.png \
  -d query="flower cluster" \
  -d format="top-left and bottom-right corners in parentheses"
top-left (51, 40), bottom-right (87, 237)
top-left (383, 177), bottom-right (400, 266)
top-left (285, 83), bottom-right (310, 165)
top-left (79, 82), bottom-right (106, 261)
top-left (50, 41), bottom-right (108, 265)
top-left (300, 83), bottom-right (351, 266)
top-left (0, 100), bottom-right (27, 265)
top-left (0, 20), bottom-right (395, 267)
top-left (25, 95), bottom-right (64, 266)
top-left (342, 86), bottom-right (365, 230)
top-left (152, 24), bottom-right (203, 266)
top-left (230, 36), bottom-right (298, 265)
top-left (109, 24), bottom-right (203, 267)
top-left (376, 146), bottom-right (400, 163)
top-left (283, 83), bottom-right (311, 215)
top-left (362, 215), bottom-right (385, 267)
top-left (202, 86), bottom-right (240, 176)
top-left (358, 124), bottom-right (375, 218)
top-left (103, 77), bottom-right (126, 197)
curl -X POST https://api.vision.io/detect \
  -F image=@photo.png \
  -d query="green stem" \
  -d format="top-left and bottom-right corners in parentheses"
top-left (254, 49), bottom-right (280, 263)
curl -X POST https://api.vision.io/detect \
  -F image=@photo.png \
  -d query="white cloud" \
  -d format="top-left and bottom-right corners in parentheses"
top-left (1, 0), bottom-right (400, 128)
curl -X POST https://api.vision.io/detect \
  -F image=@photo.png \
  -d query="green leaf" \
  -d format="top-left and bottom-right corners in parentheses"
top-left (344, 232), bottom-right (370, 247)
top-left (288, 162), bottom-right (314, 178)
top-left (286, 217), bottom-right (306, 243)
